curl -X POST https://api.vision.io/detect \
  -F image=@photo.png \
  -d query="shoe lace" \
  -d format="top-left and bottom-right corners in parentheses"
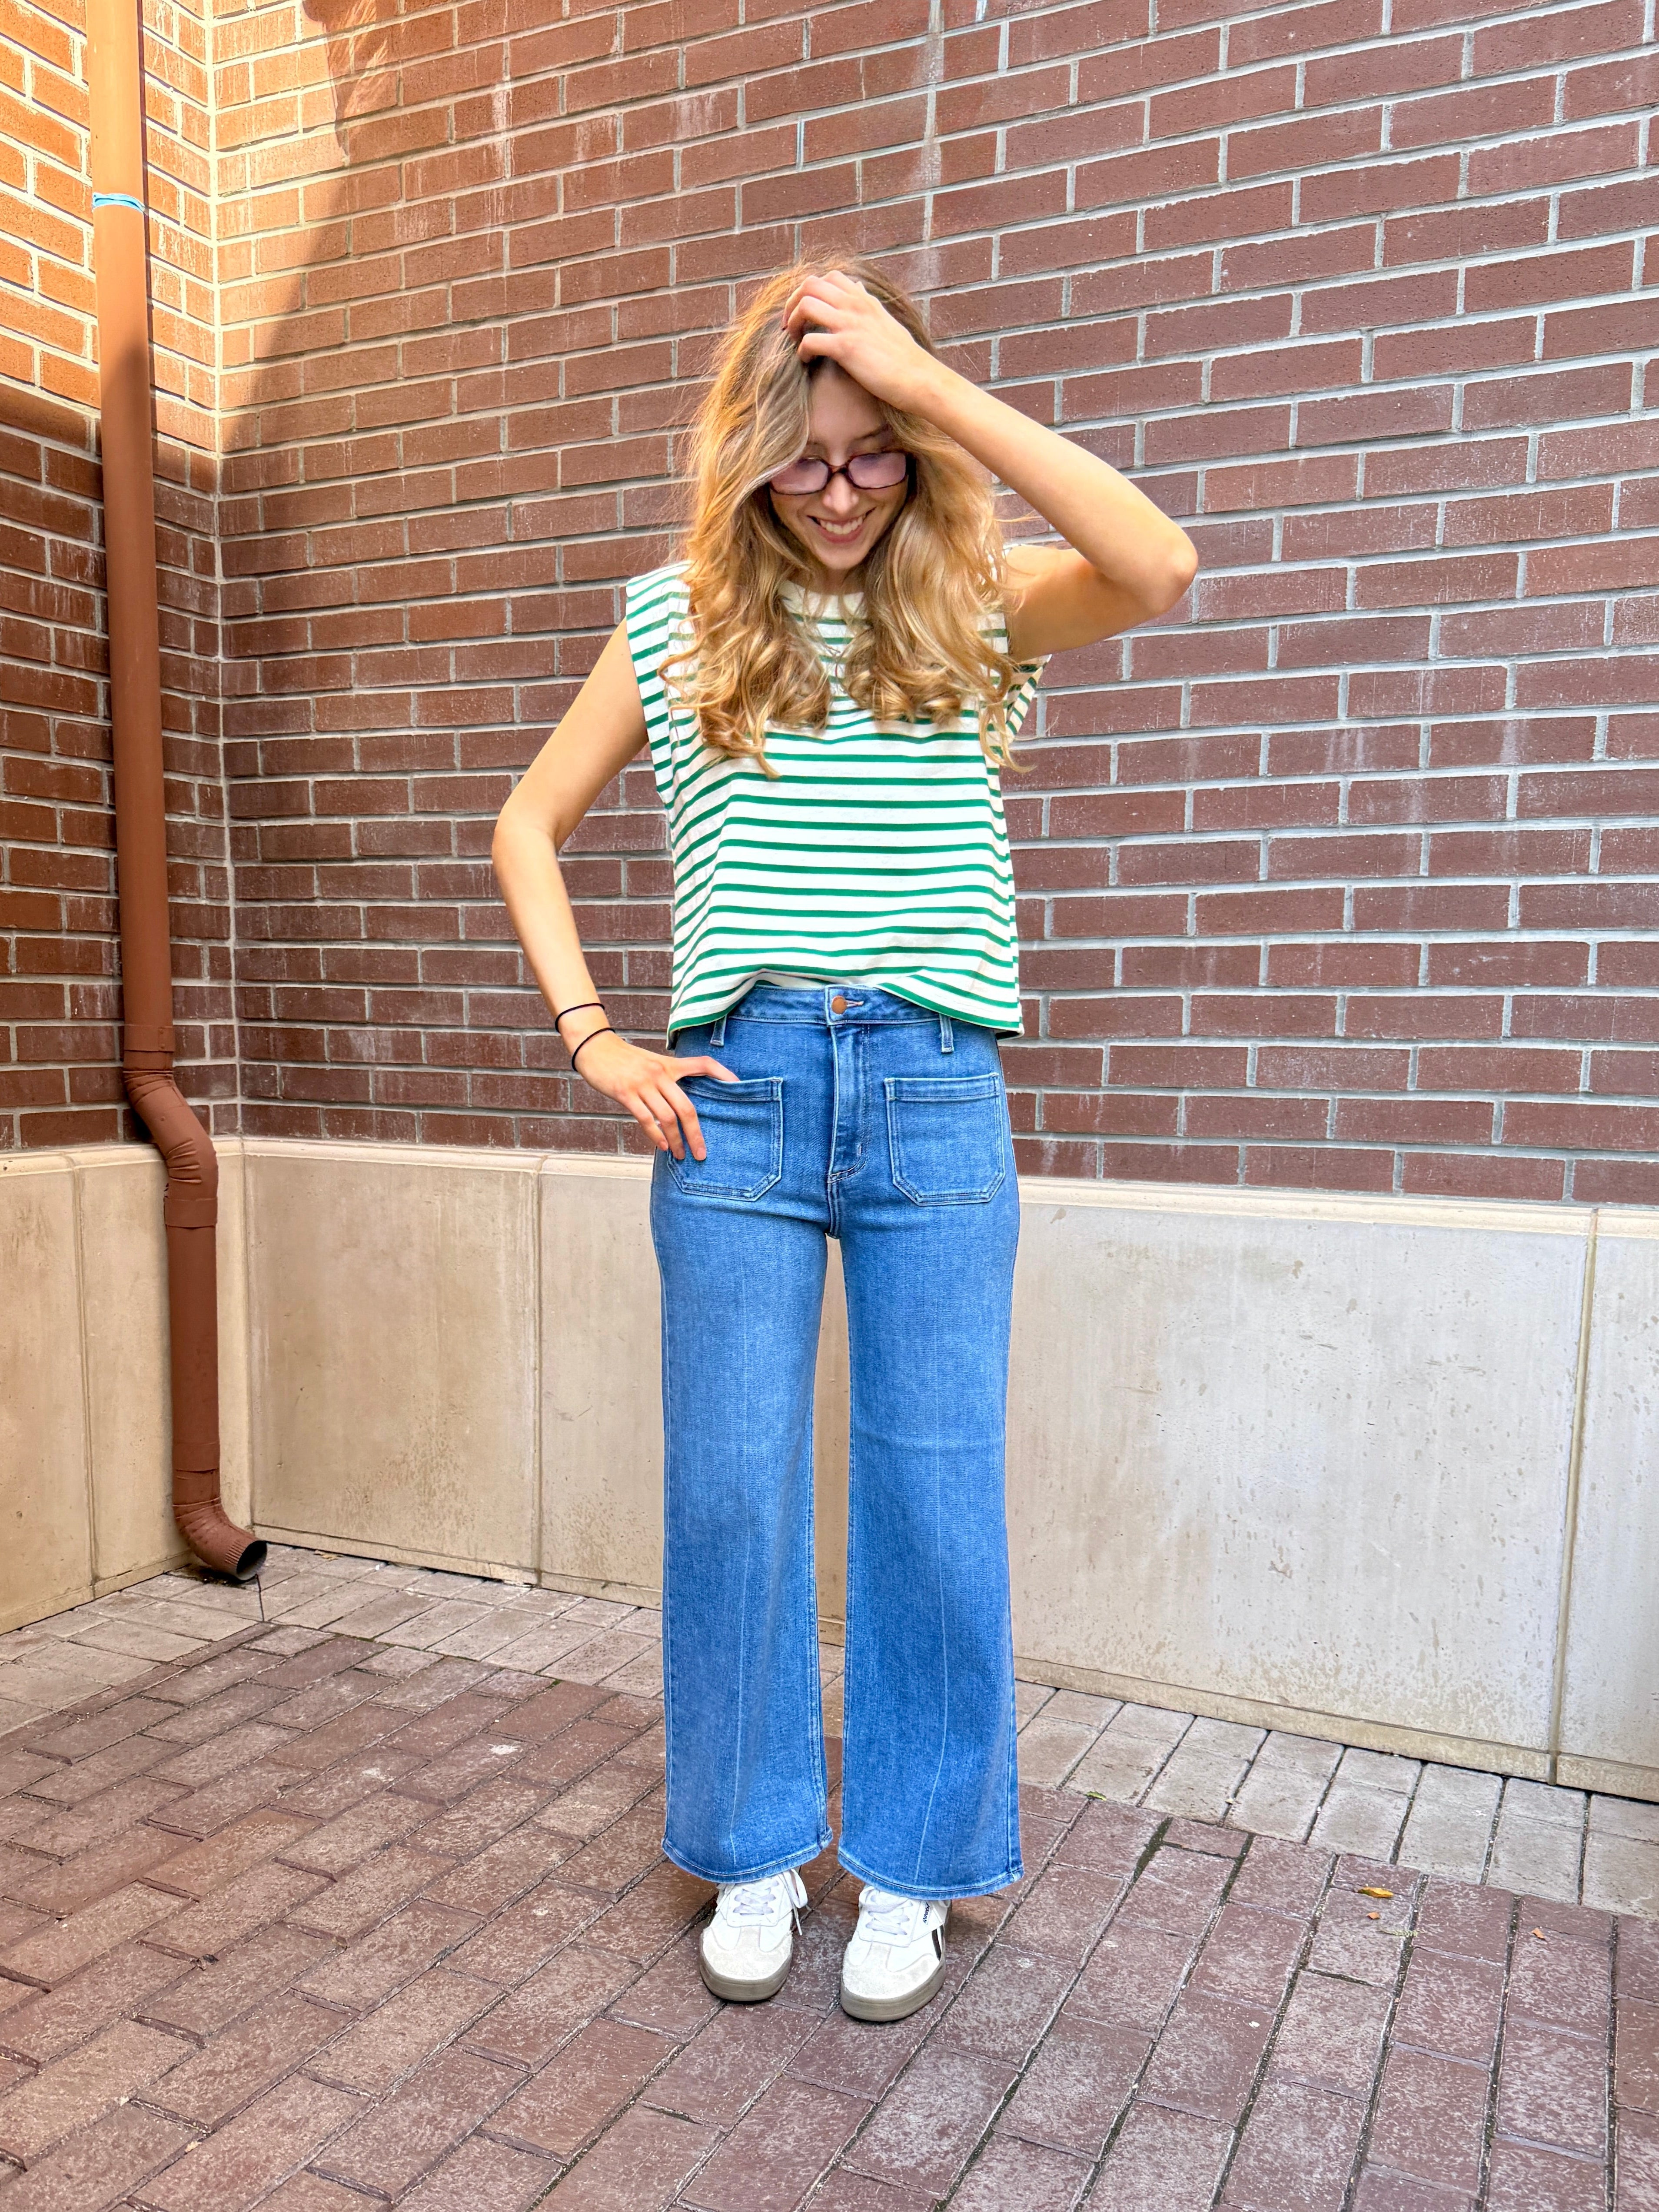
top-left (715, 1873), bottom-right (799, 1929)
top-left (859, 1887), bottom-right (928, 1942)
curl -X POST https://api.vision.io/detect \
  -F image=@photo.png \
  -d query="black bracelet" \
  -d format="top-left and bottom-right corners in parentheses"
top-left (569, 1026), bottom-right (615, 1073)
top-left (554, 998), bottom-right (604, 1029)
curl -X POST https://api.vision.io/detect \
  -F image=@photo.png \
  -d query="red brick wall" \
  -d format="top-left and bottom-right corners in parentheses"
top-left (0, 0), bottom-right (233, 1151)
top-left (26, 0), bottom-right (1659, 1201)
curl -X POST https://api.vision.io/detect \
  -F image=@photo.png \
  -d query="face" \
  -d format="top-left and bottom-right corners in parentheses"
top-left (766, 363), bottom-right (909, 588)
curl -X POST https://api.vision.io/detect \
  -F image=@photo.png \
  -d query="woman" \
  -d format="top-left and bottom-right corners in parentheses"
top-left (494, 262), bottom-right (1196, 2022)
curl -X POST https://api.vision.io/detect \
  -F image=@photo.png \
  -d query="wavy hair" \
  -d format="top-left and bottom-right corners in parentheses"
top-left (665, 259), bottom-right (1025, 774)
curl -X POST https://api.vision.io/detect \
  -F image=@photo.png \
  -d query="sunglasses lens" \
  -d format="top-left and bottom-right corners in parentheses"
top-left (848, 451), bottom-right (909, 487)
top-left (769, 459), bottom-right (829, 493)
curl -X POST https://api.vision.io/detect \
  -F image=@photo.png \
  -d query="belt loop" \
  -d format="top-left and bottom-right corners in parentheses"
top-left (938, 1013), bottom-right (954, 1054)
top-left (710, 1011), bottom-right (727, 1047)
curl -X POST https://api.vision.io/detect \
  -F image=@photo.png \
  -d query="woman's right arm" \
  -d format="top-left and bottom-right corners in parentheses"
top-left (491, 622), bottom-right (735, 1160)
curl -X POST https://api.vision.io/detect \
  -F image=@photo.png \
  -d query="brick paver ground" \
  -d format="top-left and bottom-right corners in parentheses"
top-left (3, 1549), bottom-right (1656, 1919)
top-left (0, 1608), bottom-right (1656, 2206)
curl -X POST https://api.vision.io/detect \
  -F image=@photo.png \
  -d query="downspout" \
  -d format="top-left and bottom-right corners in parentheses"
top-left (87, 0), bottom-right (265, 1581)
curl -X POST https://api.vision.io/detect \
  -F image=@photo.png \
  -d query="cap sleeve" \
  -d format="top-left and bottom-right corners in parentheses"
top-left (625, 563), bottom-right (695, 808)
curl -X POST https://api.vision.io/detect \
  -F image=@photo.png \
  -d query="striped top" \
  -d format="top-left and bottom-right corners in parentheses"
top-left (625, 561), bottom-right (1045, 1039)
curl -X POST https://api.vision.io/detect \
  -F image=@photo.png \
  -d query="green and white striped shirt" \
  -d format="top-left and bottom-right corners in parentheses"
top-left (625, 562), bottom-right (1045, 1040)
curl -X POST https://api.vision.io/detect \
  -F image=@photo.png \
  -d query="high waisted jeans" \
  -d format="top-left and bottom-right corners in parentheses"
top-left (650, 982), bottom-right (1023, 1903)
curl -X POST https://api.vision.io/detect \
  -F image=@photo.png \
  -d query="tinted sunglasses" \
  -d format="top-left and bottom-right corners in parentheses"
top-left (767, 450), bottom-right (910, 496)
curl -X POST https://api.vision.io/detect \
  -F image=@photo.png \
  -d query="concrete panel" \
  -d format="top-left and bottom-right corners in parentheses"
top-left (71, 1145), bottom-right (179, 1587)
top-left (0, 1154), bottom-right (93, 1632)
top-left (1005, 1181), bottom-right (1590, 1765)
top-left (538, 1158), bottom-right (660, 1597)
top-left (1557, 1211), bottom-right (1659, 1797)
top-left (246, 1140), bottom-right (539, 1577)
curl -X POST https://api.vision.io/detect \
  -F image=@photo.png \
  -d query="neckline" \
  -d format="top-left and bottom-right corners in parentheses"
top-left (780, 580), bottom-right (864, 619)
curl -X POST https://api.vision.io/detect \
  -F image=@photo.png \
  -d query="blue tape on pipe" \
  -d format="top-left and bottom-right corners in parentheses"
top-left (92, 192), bottom-right (146, 212)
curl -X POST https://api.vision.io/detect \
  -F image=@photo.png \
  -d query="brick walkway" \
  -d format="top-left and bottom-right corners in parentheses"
top-left (3, 1549), bottom-right (1656, 1919)
top-left (0, 1617), bottom-right (1656, 2207)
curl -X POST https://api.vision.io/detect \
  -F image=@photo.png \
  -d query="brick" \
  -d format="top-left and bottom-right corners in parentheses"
top-left (146, 1921), bottom-right (338, 2036)
top-left (149, 1990), bottom-right (339, 2127)
top-left (0, 2101), bottom-right (193, 2212)
top-left (1, 1883), bottom-right (180, 1984)
top-left (534, 2104), bottom-right (718, 2209)
top-left (0, 2018), bottom-right (185, 2161)
top-left (1000, 1866), bottom-right (1125, 1962)
top-left (449, 1879), bottom-right (607, 1983)
top-left (683, 2075), bottom-right (869, 2211)
top-left (316, 2045), bottom-right (519, 2195)
top-left (1271, 1971), bottom-right (1389, 2098)
top-left (941, 1943), bottom-right (1073, 2065)
top-left (141, 2075), bottom-right (364, 2212)
top-left (1090, 2101), bottom-right (1231, 2210)
top-left (1496, 2016), bottom-right (1608, 2155)
top-left (1366, 2047), bottom-right (1489, 2191)
top-left (642, 1998), bottom-right (816, 2125)
top-left (999, 2010), bottom-right (1147, 2156)
top-left (306, 1967), bottom-right (497, 2093)
top-left (845, 2042), bottom-right (1015, 2195)
top-left (494, 2017), bottom-right (674, 2156)
top-left (366, 2137), bottom-right (542, 2212)
top-left (951, 2132), bottom-right (1093, 2212)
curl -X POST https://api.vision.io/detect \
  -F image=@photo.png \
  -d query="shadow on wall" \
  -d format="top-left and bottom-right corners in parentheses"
top-left (303, 0), bottom-right (408, 138)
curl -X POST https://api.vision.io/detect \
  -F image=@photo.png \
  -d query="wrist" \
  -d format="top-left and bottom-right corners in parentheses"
top-left (898, 351), bottom-right (963, 424)
top-left (569, 1021), bottom-right (616, 1074)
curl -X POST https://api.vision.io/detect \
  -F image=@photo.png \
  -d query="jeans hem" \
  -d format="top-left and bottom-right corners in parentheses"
top-left (662, 1831), bottom-right (831, 1887)
top-left (837, 1843), bottom-right (1024, 1904)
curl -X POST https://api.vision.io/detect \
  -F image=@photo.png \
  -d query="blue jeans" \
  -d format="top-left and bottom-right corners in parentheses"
top-left (650, 982), bottom-right (1023, 1903)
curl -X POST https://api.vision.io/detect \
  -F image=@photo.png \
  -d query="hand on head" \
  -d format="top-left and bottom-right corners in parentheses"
top-left (779, 268), bottom-right (938, 417)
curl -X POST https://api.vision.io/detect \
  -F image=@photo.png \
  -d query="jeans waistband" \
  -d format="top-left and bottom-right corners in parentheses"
top-left (713, 984), bottom-right (941, 1028)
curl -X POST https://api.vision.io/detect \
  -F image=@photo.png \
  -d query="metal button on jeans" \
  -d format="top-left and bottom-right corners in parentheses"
top-left (831, 994), bottom-right (847, 1013)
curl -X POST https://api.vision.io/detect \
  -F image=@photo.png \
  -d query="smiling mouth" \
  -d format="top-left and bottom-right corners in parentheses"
top-left (810, 515), bottom-right (868, 542)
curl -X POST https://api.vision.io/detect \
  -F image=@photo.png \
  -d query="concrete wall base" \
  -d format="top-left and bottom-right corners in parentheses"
top-left (5, 1137), bottom-right (1654, 1798)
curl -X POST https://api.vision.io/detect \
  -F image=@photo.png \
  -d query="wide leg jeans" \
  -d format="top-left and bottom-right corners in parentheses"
top-left (650, 982), bottom-right (1023, 1902)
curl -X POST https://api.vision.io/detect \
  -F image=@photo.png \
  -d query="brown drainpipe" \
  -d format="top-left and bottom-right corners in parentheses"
top-left (88, 0), bottom-right (264, 1581)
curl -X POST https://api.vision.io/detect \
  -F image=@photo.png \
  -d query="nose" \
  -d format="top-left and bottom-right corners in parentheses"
top-left (820, 471), bottom-right (860, 516)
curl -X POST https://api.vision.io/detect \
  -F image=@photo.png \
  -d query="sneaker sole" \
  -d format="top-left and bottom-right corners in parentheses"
top-left (839, 1958), bottom-right (945, 2022)
top-left (698, 1949), bottom-right (791, 2003)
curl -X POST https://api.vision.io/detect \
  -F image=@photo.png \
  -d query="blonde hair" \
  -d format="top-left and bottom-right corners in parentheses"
top-left (666, 259), bottom-right (1025, 773)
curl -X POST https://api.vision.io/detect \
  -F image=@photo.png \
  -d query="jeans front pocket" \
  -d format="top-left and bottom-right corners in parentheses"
top-left (667, 1076), bottom-right (785, 1201)
top-left (884, 1072), bottom-right (1009, 1205)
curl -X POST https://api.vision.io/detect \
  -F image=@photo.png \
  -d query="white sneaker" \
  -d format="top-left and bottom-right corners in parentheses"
top-left (698, 1869), bottom-right (808, 2002)
top-left (840, 1885), bottom-right (949, 2021)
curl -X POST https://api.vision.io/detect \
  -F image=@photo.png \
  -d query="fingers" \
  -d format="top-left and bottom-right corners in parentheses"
top-left (787, 294), bottom-right (847, 339)
top-left (625, 1098), bottom-right (669, 1153)
top-left (656, 1077), bottom-right (706, 1161)
top-left (782, 272), bottom-right (871, 337)
top-left (627, 1052), bottom-right (741, 1160)
top-left (638, 1082), bottom-right (693, 1159)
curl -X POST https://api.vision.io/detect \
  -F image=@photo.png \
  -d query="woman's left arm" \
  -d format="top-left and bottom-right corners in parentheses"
top-left (783, 270), bottom-right (1199, 660)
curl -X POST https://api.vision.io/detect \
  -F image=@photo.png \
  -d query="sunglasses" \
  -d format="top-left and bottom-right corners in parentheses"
top-left (767, 450), bottom-right (910, 496)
